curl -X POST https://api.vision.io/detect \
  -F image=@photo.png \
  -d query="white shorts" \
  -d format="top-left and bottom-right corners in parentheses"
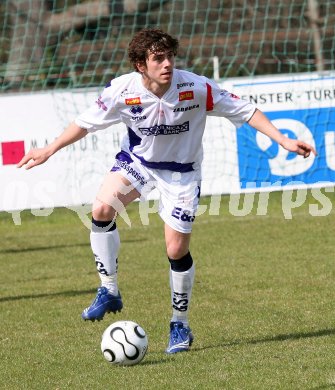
top-left (111, 151), bottom-right (201, 233)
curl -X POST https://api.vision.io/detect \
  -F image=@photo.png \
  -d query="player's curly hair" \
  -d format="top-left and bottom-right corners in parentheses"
top-left (128, 28), bottom-right (179, 72)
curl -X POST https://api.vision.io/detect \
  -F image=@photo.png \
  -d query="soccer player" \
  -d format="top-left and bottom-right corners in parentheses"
top-left (17, 28), bottom-right (316, 354)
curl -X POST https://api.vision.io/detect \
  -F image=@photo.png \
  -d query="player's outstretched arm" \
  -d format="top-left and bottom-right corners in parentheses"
top-left (17, 122), bottom-right (88, 170)
top-left (248, 109), bottom-right (317, 158)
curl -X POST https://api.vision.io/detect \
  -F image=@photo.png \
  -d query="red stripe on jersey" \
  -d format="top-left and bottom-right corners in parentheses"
top-left (1, 141), bottom-right (25, 165)
top-left (206, 83), bottom-right (214, 111)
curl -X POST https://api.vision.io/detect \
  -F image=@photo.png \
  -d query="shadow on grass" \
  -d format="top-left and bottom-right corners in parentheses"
top-left (0, 238), bottom-right (146, 254)
top-left (0, 288), bottom-right (97, 303)
top-left (193, 327), bottom-right (335, 351)
top-left (0, 243), bottom-right (90, 254)
top-left (140, 357), bottom-right (171, 366)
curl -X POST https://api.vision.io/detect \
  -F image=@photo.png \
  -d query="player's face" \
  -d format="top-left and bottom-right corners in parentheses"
top-left (138, 50), bottom-right (175, 94)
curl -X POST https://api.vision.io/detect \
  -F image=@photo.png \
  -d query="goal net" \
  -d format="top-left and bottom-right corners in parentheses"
top-left (1, 0), bottom-right (334, 91)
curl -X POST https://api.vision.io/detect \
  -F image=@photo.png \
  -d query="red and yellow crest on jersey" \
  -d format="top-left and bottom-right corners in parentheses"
top-left (125, 97), bottom-right (142, 105)
top-left (179, 91), bottom-right (194, 101)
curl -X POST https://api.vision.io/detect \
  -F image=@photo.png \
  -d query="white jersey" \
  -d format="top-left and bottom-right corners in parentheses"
top-left (75, 69), bottom-right (256, 172)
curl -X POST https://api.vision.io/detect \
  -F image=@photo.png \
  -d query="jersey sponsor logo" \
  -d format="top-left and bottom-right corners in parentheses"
top-left (131, 116), bottom-right (147, 122)
top-left (113, 158), bottom-right (147, 185)
top-left (125, 97), bottom-right (141, 105)
top-left (179, 91), bottom-right (194, 101)
top-left (176, 81), bottom-right (195, 89)
top-left (96, 96), bottom-right (107, 111)
top-left (229, 92), bottom-right (240, 99)
top-left (139, 121), bottom-right (189, 136)
top-left (173, 104), bottom-right (199, 112)
top-left (130, 105), bottom-right (144, 115)
top-left (130, 105), bottom-right (146, 121)
top-left (219, 89), bottom-right (240, 100)
top-left (171, 207), bottom-right (196, 223)
top-left (120, 88), bottom-right (128, 97)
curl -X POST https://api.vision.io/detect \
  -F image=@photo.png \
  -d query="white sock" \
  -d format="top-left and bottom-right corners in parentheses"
top-left (90, 224), bottom-right (120, 296)
top-left (169, 258), bottom-right (195, 327)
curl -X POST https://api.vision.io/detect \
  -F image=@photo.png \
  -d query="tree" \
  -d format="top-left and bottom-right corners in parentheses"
top-left (3, 0), bottom-right (138, 84)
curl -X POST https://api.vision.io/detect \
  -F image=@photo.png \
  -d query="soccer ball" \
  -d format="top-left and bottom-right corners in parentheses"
top-left (101, 320), bottom-right (148, 366)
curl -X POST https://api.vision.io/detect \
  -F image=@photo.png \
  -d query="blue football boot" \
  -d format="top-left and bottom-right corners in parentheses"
top-left (81, 287), bottom-right (123, 321)
top-left (166, 321), bottom-right (194, 354)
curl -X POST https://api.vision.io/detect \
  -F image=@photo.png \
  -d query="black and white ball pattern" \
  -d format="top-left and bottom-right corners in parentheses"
top-left (101, 321), bottom-right (148, 366)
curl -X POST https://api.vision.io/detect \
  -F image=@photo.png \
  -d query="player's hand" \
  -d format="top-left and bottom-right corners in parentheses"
top-left (280, 138), bottom-right (317, 159)
top-left (16, 147), bottom-right (52, 170)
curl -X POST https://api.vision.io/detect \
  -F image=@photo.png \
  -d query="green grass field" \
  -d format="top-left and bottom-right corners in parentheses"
top-left (1, 190), bottom-right (335, 390)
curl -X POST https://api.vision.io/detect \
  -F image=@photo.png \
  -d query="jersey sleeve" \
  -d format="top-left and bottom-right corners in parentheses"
top-left (74, 82), bottom-right (122, 132)
top-left (206, 78), bottom-right (256, 128)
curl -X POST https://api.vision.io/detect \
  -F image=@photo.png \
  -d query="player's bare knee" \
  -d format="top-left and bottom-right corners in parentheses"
top-left (92, 200), bottom-right (116, 221)
top-left (166, 243), bottom-right (189, 260)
